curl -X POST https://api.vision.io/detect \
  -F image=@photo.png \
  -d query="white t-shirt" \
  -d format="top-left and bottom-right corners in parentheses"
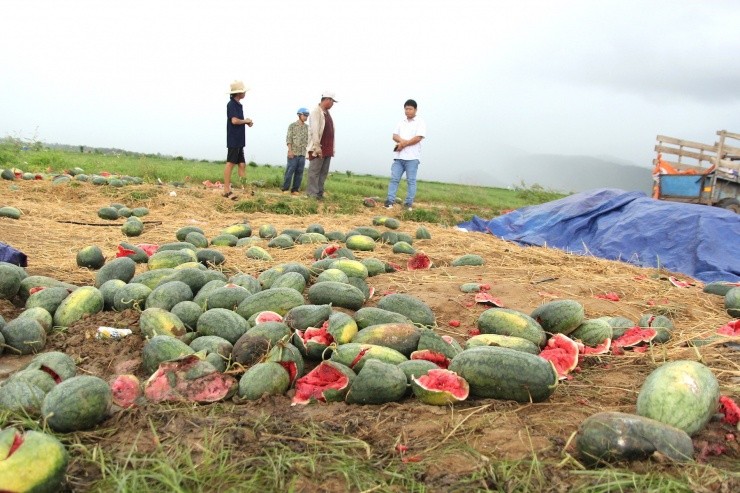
top-left (394, 116), bottom-right (426, 160)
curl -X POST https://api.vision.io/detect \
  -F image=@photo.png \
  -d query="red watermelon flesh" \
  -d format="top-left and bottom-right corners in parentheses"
top-left (407, 252), bottom-right (431, 270)
top-left (254, 311), bottom-right (283, 324)
top-left (110, 374), bottom-right (142, 408)
top-left (613, 326), bottom-right (657, 349)
top-left (144, 355), bottom-right (236, 403)
top-left (410, 349), bottom-right (450, 369)
top-left (321, 244), bottom-right (341, 258)
top-left (474, 292), bottom-right (504, 307)
top-left (292, 362), bottom-right (351, 405)
top-left (297, 324), bottom-right (334, 347)
top-left (349, 347), bottom-right (371, 369)
top-left (719, 396), bottom-right (740, 425)
top-left (6, 431), bottom-right (23, 458)
top-left (278, 361), bottom-right (298, 383)
top-left (579, 338), bottom-right (612, 356)
top-left (414, 369), bottom-right (469, 400)
top-left (539, 334), bottom-right (579, 379)
top-left (116, 246), bottom-right (136, 258)
top-left (39, 365), bottom-right (63, 384)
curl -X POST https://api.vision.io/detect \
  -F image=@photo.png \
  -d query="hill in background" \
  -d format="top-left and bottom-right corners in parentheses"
top-left (435, 152), bottom-right (652, 195)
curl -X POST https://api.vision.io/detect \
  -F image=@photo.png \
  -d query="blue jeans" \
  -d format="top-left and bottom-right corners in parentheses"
top-left (386, 159), bottom-right (419, 206)
top-left (282, 155), bottom-right (305, 192)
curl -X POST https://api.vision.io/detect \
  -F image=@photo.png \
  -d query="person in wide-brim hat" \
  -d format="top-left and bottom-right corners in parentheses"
top-left (224, 80), bottom-right (253, 199)
top-left (229, 80), bottom-right (249, 94)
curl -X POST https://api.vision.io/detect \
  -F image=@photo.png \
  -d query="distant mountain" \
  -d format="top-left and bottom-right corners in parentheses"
top-left (435, 153), bottom-right (653, 195)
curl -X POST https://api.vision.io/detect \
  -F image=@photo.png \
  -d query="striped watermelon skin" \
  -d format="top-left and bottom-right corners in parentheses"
top-left (636, 360), bottom-right (720, 436)
top-left (449, 346), bottom-right (558, 402)
top-left (41, 375), bottom-right (112, 432)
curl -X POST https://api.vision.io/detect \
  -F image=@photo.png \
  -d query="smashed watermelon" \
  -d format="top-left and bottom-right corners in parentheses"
top-left (411, 368), bottom-right (469, 405)
top-left (407, 252), bottom-right (432, 270)
top-left (613, 326), bottom-right (657, 349)
top-left (292, 361), bottom-right (355, 405)
top-left (538, 334), bottom-right (579, 379)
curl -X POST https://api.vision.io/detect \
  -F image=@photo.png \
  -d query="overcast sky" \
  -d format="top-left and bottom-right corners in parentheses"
top-left (3, 0), bottom-right (740, 187)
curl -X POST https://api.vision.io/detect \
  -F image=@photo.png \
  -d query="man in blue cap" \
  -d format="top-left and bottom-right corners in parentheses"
top-left (283, 107), bottom-right (310, 195)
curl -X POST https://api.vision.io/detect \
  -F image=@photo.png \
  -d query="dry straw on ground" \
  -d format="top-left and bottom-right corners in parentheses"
top-left (1, 180), bottom-right (738, 490)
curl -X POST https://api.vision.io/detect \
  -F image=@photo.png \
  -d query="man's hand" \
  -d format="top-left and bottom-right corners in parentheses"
top-left (245, 118), bottom-right (253, 127)
top-left (288, 152), bottom-right (295, 159)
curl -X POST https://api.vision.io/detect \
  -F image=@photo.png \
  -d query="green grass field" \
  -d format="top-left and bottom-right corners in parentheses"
top-left (0, 140), bottom-right (565, 225)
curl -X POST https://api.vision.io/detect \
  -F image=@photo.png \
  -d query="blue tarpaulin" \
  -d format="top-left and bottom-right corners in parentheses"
top-left (0, 242), bottom-right (27, 267)
top-left (458, 188), bottom-right (740, 283)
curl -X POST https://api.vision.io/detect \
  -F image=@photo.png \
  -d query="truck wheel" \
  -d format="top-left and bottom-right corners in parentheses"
top-left (716, 198), bottom-right (740, 213)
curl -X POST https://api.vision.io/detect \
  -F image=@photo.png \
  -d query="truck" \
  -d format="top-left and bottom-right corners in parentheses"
top-left (653, 130), bottom-right (740, 213)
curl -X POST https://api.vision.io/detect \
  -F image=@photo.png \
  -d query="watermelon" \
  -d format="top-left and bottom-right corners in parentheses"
top-left (76, 245), bottom-right (106, 270)
top-left (53, 286), bottom-right (104, 327)
top-left (476, 308), bottom-right (546, 347)
top-left (531, 299), bottom-right (584, 335)
top-left (449, 346), bottom-right (558, 402)
top-left (411, 368), bottom-right (469, 405)
top-left (327, 311), bottom-right (359, 344)
top-left (307, 281), bottom-right (365, 311)
top-left (725, 287), bottom-right (740, 317)
top-left (1, 318), bottom-right (46, 355)
top-left (238, 362), bottom-right (291, 401)
top-left (636, 360), bottom-right (720, 436)
top-left (196, 308), bottom-right (249, 344)
top-left (352, 323), bottom-right (421, 357)
top-left (292, 361), bottom-right (356, 405)
top-left (345, 360), bottom-right (407, 405)
top-left (139, 307), bottom-right (187, 338)
top-left (576, 412), bottom-right (693, 466)
top-left (16, 307), bottom-right (53, 334)
top-left (112, 283), bottom-right (152, 311)
top-left (42, 375), bottom-right (112, 432)
top-left (398, 360), bottom-right (439, 384)
top-left (317, 268), bottom-right (349, 284)
top-left (329, 343), bottom-right (408, 371)
top-left (0, 428), bottom-right (69, 493)
top-left (144, 355), bottom-right (236, 403)
top-left (95, 257), bottom-right (136, 287)
top-left (538, 333), bottom-right (579, 379)
top-left (377, 293), bottom-right (435, 327)
top-left (176, 226), bottom-right (205, 241)
top-left (415, 226), bottom-right (432, 239)
top-left (292, 323), bottom-right (333, 360)
top-left (142, 336), bottom-right (195, 374)
top-left (451, 254), bottom-right (484, 266)
top-left (345, 234), bottom-right (376, 251)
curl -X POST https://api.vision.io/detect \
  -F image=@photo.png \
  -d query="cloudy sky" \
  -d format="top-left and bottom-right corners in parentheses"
top-left (3, 0), bottom-right (740, 188)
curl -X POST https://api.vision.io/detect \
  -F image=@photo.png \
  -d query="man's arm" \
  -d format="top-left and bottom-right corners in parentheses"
top-left (232, 116), bottom-right (253, 126)
top-left (393, 134), bottom-right (424, 150)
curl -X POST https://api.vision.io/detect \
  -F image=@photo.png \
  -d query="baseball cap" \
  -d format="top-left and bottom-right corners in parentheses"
top-left (321, 91), bottom-right (338, 102)
top-left (297, 107), bottom-right (309, 115)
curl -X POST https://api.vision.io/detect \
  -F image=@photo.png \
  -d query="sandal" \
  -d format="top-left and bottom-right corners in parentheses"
top-left (222, 191), bottom-right (238, 201)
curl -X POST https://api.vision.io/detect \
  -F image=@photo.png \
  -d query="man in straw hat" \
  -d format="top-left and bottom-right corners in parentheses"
top-left (306, 91), bottom-right (338, 200)
top-left (224, 80), bottom-right (253, 199)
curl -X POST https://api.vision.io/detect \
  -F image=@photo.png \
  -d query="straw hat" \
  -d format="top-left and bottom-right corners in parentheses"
top-left (229, 80), bottom-right (249, 94)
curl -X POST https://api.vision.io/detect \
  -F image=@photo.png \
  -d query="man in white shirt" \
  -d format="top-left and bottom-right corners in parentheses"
top-left (385, 99), bottom-right (426, 211)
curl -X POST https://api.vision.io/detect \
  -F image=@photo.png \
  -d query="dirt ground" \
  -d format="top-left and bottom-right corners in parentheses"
top-left (1, 180), bottom-right (738, 491)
